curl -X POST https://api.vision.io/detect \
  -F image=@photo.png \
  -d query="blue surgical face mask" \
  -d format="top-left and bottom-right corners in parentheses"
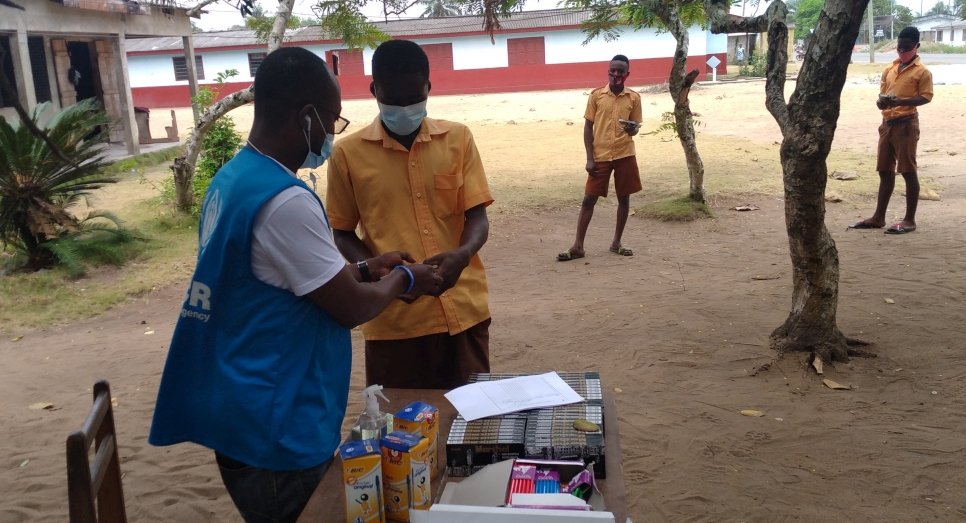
top-left (301, 107), bottom-right (333, 170)
top-left (378, 100), bottom-right (427, 136)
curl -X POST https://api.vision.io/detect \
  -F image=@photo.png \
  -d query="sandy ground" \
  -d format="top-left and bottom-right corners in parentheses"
top-left (2, 67), bottom-right (966, 522)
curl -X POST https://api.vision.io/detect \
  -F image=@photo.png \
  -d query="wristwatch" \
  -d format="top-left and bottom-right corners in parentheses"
top-left (356, 260), bottom-right (372, 282)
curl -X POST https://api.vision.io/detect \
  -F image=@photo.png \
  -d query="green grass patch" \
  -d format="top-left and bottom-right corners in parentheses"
top-left (919, 42), bottom-right (966, 54)
top-left (0, 165), bottom-right (197, 333)
top-left (637, 196), bottom-right (714, 222)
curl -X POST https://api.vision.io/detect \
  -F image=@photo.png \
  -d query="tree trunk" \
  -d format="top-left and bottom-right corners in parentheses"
top-left (769, 0), bottom-right (870, 363)
top-left (172, 0), bottom-right (295, 213)
top-left (706, 0), bottom-right (871, 363)
top-left (662, 7), bottom-right (705, 203)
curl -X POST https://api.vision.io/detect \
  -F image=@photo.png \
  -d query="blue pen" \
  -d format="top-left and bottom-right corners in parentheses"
top-left (376, 475), bottom-right (383, 518)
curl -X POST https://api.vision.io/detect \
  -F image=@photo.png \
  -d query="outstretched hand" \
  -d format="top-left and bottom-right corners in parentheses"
top-left (368, 251), bottom-right (415, 280)
top-left (422, 249), bottom-right (471, 297)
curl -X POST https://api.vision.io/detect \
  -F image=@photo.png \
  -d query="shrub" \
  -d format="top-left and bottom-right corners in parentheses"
top-left (0, 100), bottom-right (136, 273)
top-left (739, 53), bottom-right (767, 78)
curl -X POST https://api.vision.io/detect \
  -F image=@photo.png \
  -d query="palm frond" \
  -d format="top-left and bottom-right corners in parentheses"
top-left (0, 99), bottom-right (117, 270)
top-left (42, 237), bottom-right (84, 277)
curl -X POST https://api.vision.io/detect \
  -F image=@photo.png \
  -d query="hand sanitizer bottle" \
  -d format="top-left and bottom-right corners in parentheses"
top-left (352, 384), bottom-right (390, 441)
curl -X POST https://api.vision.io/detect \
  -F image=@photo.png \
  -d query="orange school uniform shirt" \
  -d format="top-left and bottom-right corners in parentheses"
top-left (880, 56), bottom-right (933, 122)
top-left (325, 117), bottom-right (493, 340)
top-left (585, 85), bottom-right (643, 162)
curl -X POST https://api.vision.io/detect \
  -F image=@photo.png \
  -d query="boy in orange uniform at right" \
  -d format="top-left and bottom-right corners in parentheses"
top-left (850, 26), bottom-right (933, 235)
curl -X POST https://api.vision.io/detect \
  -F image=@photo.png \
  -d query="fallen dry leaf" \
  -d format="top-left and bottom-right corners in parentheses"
top-left (885, 298), bottom-right (895, 304)
top-left (920, 188), bottom-right (941, 201)
top-left (29, 402), bottom-right (54, 410)
top-left (144, 330), bottom-right (155, 335)
top-left (822, 379), bottom-right (852, 390)
top-left (10, 335), bottom-right (24, 342)
top-left (20, 459), bottom-right (29, 468)
top-left (740, 409), bottom-right (765, 417)
top-left (830, 170), bottom-right (859, 180)
top-left (613, 387), bottom-right (623, 393)
top-left (812, 357), bottom-right (824, 375)
top-left (752, 273), bottom-right (781, 281)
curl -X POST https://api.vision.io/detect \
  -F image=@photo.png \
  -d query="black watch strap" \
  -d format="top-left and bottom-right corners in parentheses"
top-left (356, 260), bottom-right (372, 282)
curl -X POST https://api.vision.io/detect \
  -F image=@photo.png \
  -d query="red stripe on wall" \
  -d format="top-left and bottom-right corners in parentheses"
top-left (131, 54), bottom-right (727, 108)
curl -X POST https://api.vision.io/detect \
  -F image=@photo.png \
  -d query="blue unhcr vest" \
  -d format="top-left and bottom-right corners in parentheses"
top-left (149, 147), bottom-right (351, 471)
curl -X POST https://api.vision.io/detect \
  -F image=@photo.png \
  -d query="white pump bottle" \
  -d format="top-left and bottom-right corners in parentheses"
top-left (354, 384), bottom-right (390, 441)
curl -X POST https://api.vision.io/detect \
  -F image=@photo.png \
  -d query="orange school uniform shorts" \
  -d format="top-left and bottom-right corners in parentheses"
top-left (585, 155), bottom-right (642, 198)
top-left (877, 115), bottom-right (920, 174)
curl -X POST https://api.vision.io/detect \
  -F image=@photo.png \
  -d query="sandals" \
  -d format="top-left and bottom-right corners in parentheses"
top-left (884, 223), bottom-right (916, 235)
top-left (556, 249), bottom-right (585, 262)
top-left (558, 246), bottom-right (634, 260)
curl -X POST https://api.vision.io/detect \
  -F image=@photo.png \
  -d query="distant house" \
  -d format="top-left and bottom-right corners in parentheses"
top-left (125, 8), bottom-right (728, 108)
top-left (0, 0), bottom-right (193, 154)
top-left (913, 13), bottom-right (965, 46)
top-left (727, 22), bottom-right (797, 64)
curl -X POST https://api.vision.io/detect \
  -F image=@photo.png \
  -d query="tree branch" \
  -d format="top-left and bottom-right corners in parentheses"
top-left (266, 0), bottom-right (295, 53)
top-left (678, 69), bottom-right (699, 105)
top-left (383, 0), bottom-right (420, 18)
top-left (704, 0), bottom-right (769, 34)
top-left (185, 0), bottom-right (221, 18)
top-left (171, 0), bottom-right (296, 212)
top-left (763, 1), bottom-right (790, 132)
top-left (663, 4), bottom-right (690, 98)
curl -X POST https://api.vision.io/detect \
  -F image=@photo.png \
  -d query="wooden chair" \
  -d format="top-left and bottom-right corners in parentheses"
top-left (66, 380), bottom-right (127, 523)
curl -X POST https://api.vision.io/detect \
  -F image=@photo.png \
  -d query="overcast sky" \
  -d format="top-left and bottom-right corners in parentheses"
top-left (192, 0), bottom-right (955, 32)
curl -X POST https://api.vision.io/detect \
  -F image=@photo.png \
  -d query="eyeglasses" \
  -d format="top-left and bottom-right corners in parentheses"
top-left (314, 106), bottom-right (351, 135)
top-left (331, 115), bottom-right (351, 135)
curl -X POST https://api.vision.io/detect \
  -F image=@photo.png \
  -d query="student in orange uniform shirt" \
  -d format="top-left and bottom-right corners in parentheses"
top-left (850, 26), bottom-right (933, 235)
top-left (326, 39), bottom-right (493, 389)
top-left (558, 54), bottom-right (643, 261)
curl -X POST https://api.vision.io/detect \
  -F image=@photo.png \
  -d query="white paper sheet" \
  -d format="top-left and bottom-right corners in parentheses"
top-left (444, 372), bottom-right (584, 421)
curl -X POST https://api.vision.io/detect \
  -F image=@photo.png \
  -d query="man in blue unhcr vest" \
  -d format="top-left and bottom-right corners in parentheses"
top-left (149, 47), bottom-right (442, 523)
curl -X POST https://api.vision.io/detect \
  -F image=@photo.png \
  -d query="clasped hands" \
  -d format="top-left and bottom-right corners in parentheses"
top-left (366, 250), bottom-right (470, 302)
top-left (877, 94), bottom-right (899, 110)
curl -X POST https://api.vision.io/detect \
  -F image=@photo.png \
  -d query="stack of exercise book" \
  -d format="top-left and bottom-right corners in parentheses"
top-left (445, 371), bottom-right (606, 478)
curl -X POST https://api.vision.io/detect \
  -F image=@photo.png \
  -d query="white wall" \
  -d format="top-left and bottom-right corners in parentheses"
top-left (453, 37), bottom-right (509, 69)
top-left (129, 55), bottom-right (177, 88)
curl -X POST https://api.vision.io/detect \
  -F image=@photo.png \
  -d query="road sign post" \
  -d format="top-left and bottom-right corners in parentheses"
top-left (706, 55), bottom-right (721, 82)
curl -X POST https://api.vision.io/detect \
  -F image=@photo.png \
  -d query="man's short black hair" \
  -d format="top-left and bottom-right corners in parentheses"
top-left (372, 40), bottom-right (429, 85)
top-left (611, 54), bottom-right (630, 65)
top-left (253, 47), bottom-right (336, 124)
top-left (898, 26), bottom-right (920, 42)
